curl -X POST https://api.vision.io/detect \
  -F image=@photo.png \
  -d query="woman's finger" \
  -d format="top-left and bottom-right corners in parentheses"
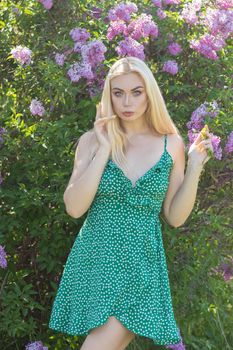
top-left (194, 132), bottom-right (203, 145)
top-left (95, 115), bottom-right (116, 123)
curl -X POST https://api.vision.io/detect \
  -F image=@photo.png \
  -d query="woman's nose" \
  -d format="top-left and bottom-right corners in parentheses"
top-left (123, 94), bottom-right (131, 105)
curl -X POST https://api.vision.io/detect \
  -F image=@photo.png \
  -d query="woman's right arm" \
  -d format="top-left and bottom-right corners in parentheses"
top-left (63, 131), bottom-right (110, 219)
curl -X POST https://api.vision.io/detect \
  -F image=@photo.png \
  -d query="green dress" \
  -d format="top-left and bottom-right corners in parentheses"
top-left (48, 134), bottom-right (182, 345)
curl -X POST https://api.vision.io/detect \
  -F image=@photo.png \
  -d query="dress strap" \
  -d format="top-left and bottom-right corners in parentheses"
top-left (164, 134), bottom-right (167, 151)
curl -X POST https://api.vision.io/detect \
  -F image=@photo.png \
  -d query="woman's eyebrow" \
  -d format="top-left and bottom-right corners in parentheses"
top-left (112, 86), bottom-right (144, 91)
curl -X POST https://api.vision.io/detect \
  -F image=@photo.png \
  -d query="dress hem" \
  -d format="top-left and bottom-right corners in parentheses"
top-left (48, 311), bottom-right (181, 346)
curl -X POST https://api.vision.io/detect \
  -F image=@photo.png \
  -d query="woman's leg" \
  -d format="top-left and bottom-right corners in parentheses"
top-left (80, 316), bottom-right (136, 350)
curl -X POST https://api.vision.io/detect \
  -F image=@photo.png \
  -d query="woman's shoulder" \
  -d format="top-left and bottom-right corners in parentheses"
top-left (167, 133), bottom-right (186, 163)
top-left (74, 128), bottom-right (97, 147)
top-left (167, 133), bottom-right (185, 145)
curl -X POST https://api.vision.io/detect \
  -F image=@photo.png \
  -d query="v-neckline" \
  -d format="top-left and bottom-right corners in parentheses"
top-left (108, 149), bottom-right (173, 189)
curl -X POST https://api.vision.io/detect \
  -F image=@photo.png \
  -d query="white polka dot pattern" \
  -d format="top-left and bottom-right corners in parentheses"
top-left (48, 134), bottom-right (182, 345)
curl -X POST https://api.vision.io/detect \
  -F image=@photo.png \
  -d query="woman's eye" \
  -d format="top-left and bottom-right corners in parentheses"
top-left (114, 91), bottom-right (141, 97)
top-left (114, 92), bottom-right (122, 96)
top-left (133, 91), bottom-right (141, 95)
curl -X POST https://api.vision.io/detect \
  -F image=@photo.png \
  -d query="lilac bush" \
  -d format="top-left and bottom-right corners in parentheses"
top-left (181, 0), bottom-right (233, 60)
top-left (1, 1), bottom-right (232, 349)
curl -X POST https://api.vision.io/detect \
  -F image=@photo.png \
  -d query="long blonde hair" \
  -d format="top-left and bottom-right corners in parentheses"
top-left (93, 56), bottom-right (180, 169)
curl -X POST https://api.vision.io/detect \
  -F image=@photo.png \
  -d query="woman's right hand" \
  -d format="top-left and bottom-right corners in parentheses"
top-left (94, 102), bottom-right (117, 154)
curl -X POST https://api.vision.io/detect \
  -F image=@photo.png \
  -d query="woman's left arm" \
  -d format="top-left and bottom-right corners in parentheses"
top-left (163, 131), bottom-right (213, 228)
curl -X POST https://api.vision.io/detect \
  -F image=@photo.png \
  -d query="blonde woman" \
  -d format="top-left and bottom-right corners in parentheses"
top-left (48, 57), bottom-right (213, 350)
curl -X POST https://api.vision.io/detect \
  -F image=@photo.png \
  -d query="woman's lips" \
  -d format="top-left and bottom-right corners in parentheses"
top-left (123, 112), bottom-right (134, 116)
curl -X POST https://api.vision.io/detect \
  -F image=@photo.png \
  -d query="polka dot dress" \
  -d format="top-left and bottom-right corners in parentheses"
top-left (48, 134), bottom-right (182, 345)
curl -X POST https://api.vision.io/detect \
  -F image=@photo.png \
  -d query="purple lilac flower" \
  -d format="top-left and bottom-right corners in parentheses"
top-left (181, 8), bottom-right (199, 25)
top-left (38, 0), bottom-right (53, 10)
top-left (187, 129), bottom-right (198, 146)
top-left (73, 42), bottom-right (83, 53)
top-left (187, 130), bottom-right (222, 160)
top-left (190, 33), bottom-right (226, 60)
top-left (0, 245), bottom-right (7, 269)
top-left (204, 8), bottom-right (233, 40)
top-left (67, 63), bottom-right (81, 82)
top-left (157, 9), bottom-right (167, 19)
top-left (216, 0), bottom-right (233, 10)
top-left (167, 42), bottom-right (182, 55)
top-left (186, 101), bottom-right (219, 130)
top-left (25, 340), bottom-right (48, 350)
top-left (79, 62), bottom-right (95, 80)
top-left (217, 259), bottom-right (233, 281)
top-left (81, 40), bottom-right (107, 67)
top-left (12, 7), bottom-right (20, 15)
top-left (163, 0), bottom-right (181, 5)
top-left (0, 127), bottom-right (6, 147)
top-left (162, 60), bottom-right (178, 75)
top-left (0, 172), bottom-right (3, 186)
top-left (89, 6), bottom-right (103, 19)
top-left (224, 131), bottom-right (233, 153)
top-left (180, 0), bottom-right (202, 25)
top-left (186, 101), bottom-right (219, 131)
top-left (29, 99), bottom-right (45, 117)
top-left (115, 37), bottom-right (145, 60)
top-left (11, 46), bottom-right (32, 66)
top-left (0, 127), bottom-right (7, 135)
top-left (70, 28), bottom-right (90, 43)
top-left (165, 343), bottom-right (185, 350)
top-left (152, 0), bottom-right (163, 7)
top-left (67, 62), bottom-right (95, 82)
top-left (207, 100), bottom-right (220, 118)
top-left (192, 0), bottom-right (202, 11)
top-left (55, 53), bottom-right (65, 66)
top-left (186, 100), bottom-right (221, 157)
top-left (108, 2), bottom-right (138, 22)
top-left (210, 134), bottom-right (222, 160)
top-left (126, 14), bottom-right (159, 40)
top-left (107, 20), bottom-right (127, 40)
top-left (186, 103), bottom-right (208, 130)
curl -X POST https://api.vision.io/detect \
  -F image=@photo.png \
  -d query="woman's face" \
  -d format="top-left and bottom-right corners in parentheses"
top-left (110, 72), bottom-right (149, 122)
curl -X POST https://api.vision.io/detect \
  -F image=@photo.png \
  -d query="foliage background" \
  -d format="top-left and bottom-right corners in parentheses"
top-left (0, 0), bottom-right (232, 349)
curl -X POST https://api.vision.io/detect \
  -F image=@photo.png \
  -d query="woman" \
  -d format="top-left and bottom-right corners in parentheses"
top-left (48, 57), bottom-right (213, 350)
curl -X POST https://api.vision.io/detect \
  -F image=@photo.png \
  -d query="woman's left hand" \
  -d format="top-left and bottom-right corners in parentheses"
top-left (188, 129), bottom-right (214, 167)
